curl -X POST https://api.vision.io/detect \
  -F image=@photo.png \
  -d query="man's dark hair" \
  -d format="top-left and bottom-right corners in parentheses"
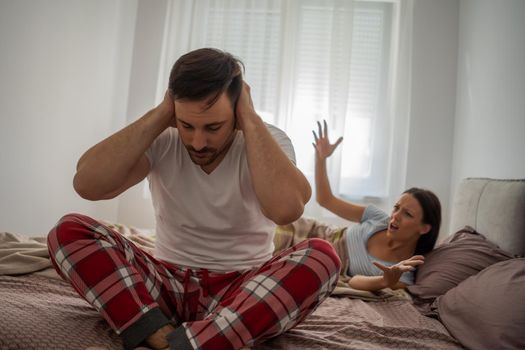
top-left (168, 48), bottom-right (244, 109)
top-left (403, 187), bottom-right (442, 255)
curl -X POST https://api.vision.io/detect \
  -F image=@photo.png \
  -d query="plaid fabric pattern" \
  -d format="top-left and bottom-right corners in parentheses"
top-left (274, 217), bottom-right (350, 282)
top-left (47, 214), bottom-right (341, 349)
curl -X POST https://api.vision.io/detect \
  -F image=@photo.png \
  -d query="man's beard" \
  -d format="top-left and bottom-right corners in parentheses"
top-left (186, 147), bottom-right (219, 166)
top-left (185, 130), bottom-right (236, 166)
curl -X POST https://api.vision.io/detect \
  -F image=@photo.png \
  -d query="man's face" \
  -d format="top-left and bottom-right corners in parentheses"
top-left (175, 92), bottom-right (236, 169)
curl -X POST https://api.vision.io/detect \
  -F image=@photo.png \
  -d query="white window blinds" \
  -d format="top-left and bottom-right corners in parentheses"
top-left (158, 0), bottom-right (397, 201)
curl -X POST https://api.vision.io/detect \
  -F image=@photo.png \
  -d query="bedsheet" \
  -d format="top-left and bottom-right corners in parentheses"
top-left (0, 273), bottom-right (462, 350)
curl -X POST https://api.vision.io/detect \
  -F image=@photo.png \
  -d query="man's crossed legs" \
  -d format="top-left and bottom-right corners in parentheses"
top-left (48, 214), bottom-right (341, 350)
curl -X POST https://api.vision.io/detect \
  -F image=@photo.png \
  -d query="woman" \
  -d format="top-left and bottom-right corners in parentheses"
top-left (312, 121), bottom-right (441, 291)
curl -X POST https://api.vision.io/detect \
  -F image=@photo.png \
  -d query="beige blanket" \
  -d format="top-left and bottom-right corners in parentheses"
top-left (0, 232), bottom-right (51, 275)
top-left (1, 218), bottom-right (410, 301)
top-left (0, 221), bottom-right (155, 276)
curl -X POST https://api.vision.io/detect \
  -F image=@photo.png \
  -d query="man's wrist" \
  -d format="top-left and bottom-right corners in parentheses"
top-left (239, 111), bottom-right (263, 132)
top-left (151, 105), bottom-right (174, 129)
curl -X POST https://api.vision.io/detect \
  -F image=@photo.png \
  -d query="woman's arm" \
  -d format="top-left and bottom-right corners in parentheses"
top-left (313, 120), bottom-right (365, 222)
top-left (349, 255), bottom-right (425, 291)
top-left (348, 275), bottom-right (406, 291)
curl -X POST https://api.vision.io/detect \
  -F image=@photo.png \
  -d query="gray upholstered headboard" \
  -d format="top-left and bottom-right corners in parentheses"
top-left (450, 178), bottom-right (525, 257)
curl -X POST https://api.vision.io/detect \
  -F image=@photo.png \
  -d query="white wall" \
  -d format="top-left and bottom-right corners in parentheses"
top-left (0, 0), bottom-right (137, 235)
top-left (406, 0), bottom-right (459, 236)
top-left (115, 0), bottom-right (168, 229)
top-left (450, 0), bottom-right (525, 203)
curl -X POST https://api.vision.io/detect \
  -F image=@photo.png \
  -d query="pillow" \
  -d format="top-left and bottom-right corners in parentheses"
top-left (435, 258), bottom-right (525, 350)
top-left (450, 178), bottom-right (525, 257)
top-left (407, 227), bottom-right (513, 305)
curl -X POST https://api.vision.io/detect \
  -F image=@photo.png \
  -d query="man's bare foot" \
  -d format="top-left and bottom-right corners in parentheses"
top-left (146, 324), bottom-right (176, 349)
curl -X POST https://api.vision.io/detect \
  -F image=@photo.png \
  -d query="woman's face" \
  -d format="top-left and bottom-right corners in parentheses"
top-left (387, 193), bottom-right (431, 241)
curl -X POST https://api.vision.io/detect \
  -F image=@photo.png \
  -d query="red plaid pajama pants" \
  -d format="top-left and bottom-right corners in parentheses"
top-left (47, 213), bottom-right (341, 350)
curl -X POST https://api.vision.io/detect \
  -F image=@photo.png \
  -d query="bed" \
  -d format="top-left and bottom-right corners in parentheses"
top-left (1, 177), bottom-right (524, 349)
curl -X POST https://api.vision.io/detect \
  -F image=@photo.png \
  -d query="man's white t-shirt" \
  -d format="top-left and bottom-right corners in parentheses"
top-left (145, 124), bottom-right (295, 272)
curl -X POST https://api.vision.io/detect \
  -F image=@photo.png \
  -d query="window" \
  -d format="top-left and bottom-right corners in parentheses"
top-left (158, 0), bottom-right (399, 206)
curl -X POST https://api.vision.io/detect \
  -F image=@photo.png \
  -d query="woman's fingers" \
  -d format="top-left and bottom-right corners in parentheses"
top-left (312, 130), bottom-right (319, 142)
top-left (334, 136), bottom-right (343, 149)
top-left (409, 255), bottom-right (425, 260)
top-left (402, 256), bottom-right (425, 265)
top-left (375, 260), bottom-right (421, 274)
top-left (373, 261), bottom-right (388, 271)
top-left (397, 265), bottom-right (416, 272)
top-left (313, 121), bottom-right (343, 158)
top-left (400, 259), bottom-right (424, 266)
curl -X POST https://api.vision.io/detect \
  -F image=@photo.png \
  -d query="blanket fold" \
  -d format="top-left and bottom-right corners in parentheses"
top-left (0, 222), bottom-right (154, 276)
top-left (0, 232), bottom-right (51, 275)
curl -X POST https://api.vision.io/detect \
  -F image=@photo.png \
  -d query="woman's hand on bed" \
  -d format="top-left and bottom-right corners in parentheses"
top-left (373, 255), bottom-right (425, 289)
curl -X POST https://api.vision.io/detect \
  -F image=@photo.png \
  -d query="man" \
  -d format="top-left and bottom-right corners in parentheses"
top-left (48, 48), bottom-right (341, 350)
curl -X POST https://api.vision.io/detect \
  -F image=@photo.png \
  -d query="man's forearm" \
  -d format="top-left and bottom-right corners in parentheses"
top-left (242, 114), bottom-right (311, 225)
top-left (74, 106), bottom-right (172, 199)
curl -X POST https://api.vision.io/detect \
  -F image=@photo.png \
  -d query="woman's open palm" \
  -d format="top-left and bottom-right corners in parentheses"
top-left (312, 120), bottom-right (343, 160)
top-left (373, 255), bottom-right (425, 288)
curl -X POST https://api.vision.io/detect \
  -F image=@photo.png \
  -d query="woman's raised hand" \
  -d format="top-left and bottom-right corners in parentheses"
top-left (312, 120), bottom-right (343, 160)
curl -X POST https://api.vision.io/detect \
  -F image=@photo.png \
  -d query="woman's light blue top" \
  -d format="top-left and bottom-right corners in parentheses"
top-left (346, 205), bottom-right (414, 285)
